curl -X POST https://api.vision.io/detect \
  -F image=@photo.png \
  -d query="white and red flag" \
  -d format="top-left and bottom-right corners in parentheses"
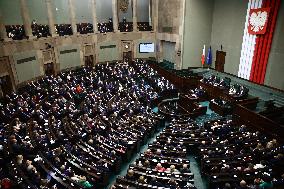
top-left (201, 45), bottom-right (205, 66)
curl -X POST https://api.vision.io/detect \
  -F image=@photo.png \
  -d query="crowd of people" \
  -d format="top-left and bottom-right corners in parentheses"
top-left (199, 119), bottom-right (284, 188)
top-left (0, 58), bottom-right (283, 189)
top-left (55, 24), bottom-right (73, 36)
top-left (119, 17), bottom-right (133, 32)
top-left (31, 20), bottom-right (51, 38)
top-left (113, 117), bottom-right (196, 189)
top-left (201, 75), bottom-right (249, 99)
top-left (113, 113), bottom-right (284, 189)
top-left (98, 18), bottom-right (114, 33)
top-left (77, 23), bottom-right (94, 35)
top-left (137, 22), bottom-right (152, 31)
top-left (3, 18), bottom-right (153, 40)
top-left (5, 25), bottom-right (26, 40)
top-left (0, 60), bottom-right (175, 188)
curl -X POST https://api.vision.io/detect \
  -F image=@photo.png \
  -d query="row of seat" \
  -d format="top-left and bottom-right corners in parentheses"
top-left (197, 119), bottom-right (284, 188)
top-left (112, 117), bottom-right (197, 189)
top-left (0, 60), bottom-right (173, 188)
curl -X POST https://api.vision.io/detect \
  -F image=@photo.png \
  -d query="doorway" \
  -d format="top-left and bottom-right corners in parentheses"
top-left (0, 75), bottom-right (13, 97)
top-left (85, 55), bottom-right (94, 68)
top-left (123, 51), bottom-right (132, 62)
top-left (121, 41), bottom-right (133, 63)
top-left (44, 62), bottom-right (55, 76)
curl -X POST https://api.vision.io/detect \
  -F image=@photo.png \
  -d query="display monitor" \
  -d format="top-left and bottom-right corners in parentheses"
top-left (139, 43), bottom-right (155, 53)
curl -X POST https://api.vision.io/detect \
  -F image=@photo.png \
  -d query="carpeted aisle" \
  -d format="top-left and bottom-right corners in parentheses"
top-left (188, 155), bottom-right (208, 189)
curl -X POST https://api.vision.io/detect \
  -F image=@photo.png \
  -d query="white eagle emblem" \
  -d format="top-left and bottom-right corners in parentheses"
top-left (249, 11), bottom-right (268, 32)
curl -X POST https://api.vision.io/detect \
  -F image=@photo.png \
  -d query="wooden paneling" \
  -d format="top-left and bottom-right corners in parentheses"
top-left (42, 50), bottom-right (53, 63)
top-left (0, 56), bottom-right (15, 92)
top-left (215, 50), bottom-right (226, 72)
top-left (0, 56), bottom-right (10, 76)
top-left (84, 44), bottom-right (94, 56)
top-left (233, 104), bottom-right (284, 143)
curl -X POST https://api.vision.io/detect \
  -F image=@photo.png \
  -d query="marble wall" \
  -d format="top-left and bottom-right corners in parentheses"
top-left (158, 0), bottom-right (181, 34)
top-left (156, 0), bottom-right (185, 69)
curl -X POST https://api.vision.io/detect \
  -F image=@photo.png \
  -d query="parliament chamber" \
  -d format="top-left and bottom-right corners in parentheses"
top-left (0, 0), bottom-right (284, 189)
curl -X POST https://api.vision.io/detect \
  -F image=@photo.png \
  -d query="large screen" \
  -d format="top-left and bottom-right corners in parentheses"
top-left (139, 43), bottom-right (155, 53)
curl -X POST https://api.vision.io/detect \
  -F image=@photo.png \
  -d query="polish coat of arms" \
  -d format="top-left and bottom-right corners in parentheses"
top-left (248, 8), bottom-right (270, 35)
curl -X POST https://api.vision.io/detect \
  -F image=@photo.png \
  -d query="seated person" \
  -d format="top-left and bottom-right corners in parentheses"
top-left (238, 180), bottom-right (250, 189)
top-left (236, 86), bottom-right (249, 98)
top-left (207, 75), bottom-right (216, 84)
top-left (144, 160), bottom-right (150, 169)
top-left (125, 169), bottom-right (135, 181)
top-left (138, 176), bottom-right (147, 184)
top-left (79, 176), bottom-right (93, 188)
top-left (259, 175), bottom-right (273, 189)
top-left (213, 77), bottom-right (221, 86)
top-left (167, 177), bottom-right (178, 189)
top-left (180, 164), bottom-right (190, 173)
top-left (166, 165), bottom-right (179, 174)
top-left (229, 84), bottom-right (240, 95)
top-left (155, 163), bottom-right (166, 172)
top-left (149, 177), bottom-right (163, 187)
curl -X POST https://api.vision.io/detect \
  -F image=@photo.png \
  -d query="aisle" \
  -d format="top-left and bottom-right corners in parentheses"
top-left (105, 121), bottom-right (168, 189)
top-left (188, 155), bottom-right (209, 189)
top-left (106, 120), bottom-right (210, 189)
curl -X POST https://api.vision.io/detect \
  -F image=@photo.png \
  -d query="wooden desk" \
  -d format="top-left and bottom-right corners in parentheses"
top-left (209, 101), bottom-right (232, 116)
top-left (149, 63), bottom-right (201, 90)
top-left (233, 104), bottom-right (284, 143)
top-left (150, 63), bottom-right (283, 143)
top-left (199, 81), bottom-right (259, 109)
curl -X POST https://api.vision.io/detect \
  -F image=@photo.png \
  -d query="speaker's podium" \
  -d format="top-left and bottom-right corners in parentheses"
top-left (215, 50), bottom-right (226, 72)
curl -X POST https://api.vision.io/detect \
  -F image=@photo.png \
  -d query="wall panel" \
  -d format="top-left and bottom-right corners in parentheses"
top-left (74, 0), bottom-right (93, 23)
top-left (58, 45), bottom-right (81, 70)
top-left (27, 0), bottom-right (48, 24)
top-left (53, 0), bottom-right (70, 24)
top-left (13, 51), bottom-right (41, 83)
top-left (0, 0), bottom-right (22, 25)
top-left (264, 1), bottom-right (284, 90)
top-left (96, 0), bottom-right (113, 23)
top-left (97, 41), bottom-right (119, 62)
top-left (162, 41), bottom-right (175, 63)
